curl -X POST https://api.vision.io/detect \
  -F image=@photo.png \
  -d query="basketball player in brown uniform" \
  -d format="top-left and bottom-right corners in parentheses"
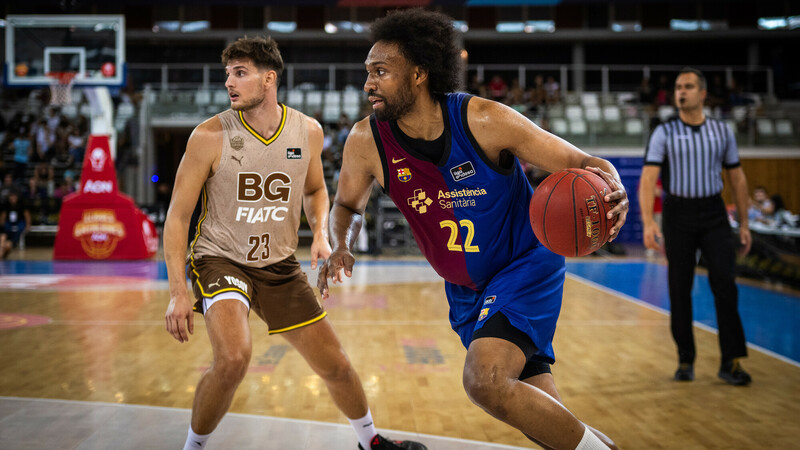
top-left (164, 36), bottom-right (425, 450)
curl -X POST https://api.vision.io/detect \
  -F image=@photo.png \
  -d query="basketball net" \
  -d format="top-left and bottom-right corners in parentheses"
top-left (47, 72), bottom-right (77, 106)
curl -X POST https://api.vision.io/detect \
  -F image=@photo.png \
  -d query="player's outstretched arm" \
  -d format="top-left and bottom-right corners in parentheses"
top-left (466, 96), bottom-right (628, 239)
top-left (164, 118), bottom-right (221, 342)
top-left (317, 119), bottom-right (379, 299)
top-left (302, 117), bottom-right (332, 270)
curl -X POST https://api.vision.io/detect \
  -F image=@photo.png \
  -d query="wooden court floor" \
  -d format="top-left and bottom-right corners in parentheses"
top-left (1, 252), bottom-right (799, 449)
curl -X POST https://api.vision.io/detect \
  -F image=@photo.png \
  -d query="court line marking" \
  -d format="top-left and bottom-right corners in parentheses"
top-left (566, 272), bottom-right (800, 368)
top-left (48, 318), bottom-right (669, 327)
top-left (0, 396), bottom-right (530, 450)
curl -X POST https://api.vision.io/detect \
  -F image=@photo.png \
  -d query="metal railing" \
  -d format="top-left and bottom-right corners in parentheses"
top-left (129, 62), bottom-right (776, 100)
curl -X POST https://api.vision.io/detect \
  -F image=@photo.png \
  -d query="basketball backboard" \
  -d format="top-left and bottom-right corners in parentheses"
top-left (5, 15), bottom-right (125, 87)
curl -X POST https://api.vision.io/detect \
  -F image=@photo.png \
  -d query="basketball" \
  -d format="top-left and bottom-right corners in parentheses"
top-left (14, 63), bottom-right (29, 77)
top-left (101, 62), bottom-right (116, 77)
top-left (529, 168), bottom-right (614, 257)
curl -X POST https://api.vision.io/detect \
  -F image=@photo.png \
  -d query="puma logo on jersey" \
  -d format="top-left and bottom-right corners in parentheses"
top-left (392, 157), bottom-right (406, 163)
top-left (208, 278), bottom-right (221, 289)
top-left (224, 275), bottom-right (248, 294)
top-left (231, 154), bottom-right (244, 165)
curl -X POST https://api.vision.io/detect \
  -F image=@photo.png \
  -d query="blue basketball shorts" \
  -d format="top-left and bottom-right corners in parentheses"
top-left (445, 244), bottom-right (566, 364)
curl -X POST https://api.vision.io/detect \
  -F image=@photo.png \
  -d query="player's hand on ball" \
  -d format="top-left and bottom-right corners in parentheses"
top-left (585, 166), bottom-right (628, 241)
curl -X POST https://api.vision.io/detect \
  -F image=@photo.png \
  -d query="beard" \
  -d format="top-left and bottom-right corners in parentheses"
top-left (372, 81), bottom-right (416, 122)
top-left (231, 91), bottom-right (266, 111)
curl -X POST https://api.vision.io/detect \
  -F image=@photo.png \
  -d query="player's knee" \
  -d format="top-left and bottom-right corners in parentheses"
top-left (314, 352), bottom-right (355, 383)
top-left (213, 350), bottom-right (251, 383)
top-left (462, 365), bottom-right (512, 414)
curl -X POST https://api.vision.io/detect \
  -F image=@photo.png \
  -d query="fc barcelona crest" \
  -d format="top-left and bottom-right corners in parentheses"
top-left (397, 167), bottom-right (412, 182)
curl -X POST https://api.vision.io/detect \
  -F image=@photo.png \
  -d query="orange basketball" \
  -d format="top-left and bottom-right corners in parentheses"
top-left (529, 168), bottom-right (614, 257)
top-left (14, 63), bottom-right (29, 77)
top-left (101, 62), bottom-right (116, 77)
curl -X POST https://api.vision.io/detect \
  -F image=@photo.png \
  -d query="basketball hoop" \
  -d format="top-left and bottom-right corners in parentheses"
top-left (47, 72), bottom-right (77, 106)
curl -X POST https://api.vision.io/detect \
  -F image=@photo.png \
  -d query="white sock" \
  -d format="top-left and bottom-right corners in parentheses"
top-left (347, 409), bottom-right (377, 449)
top-left (575, 425), bottom-right (608, 450)
top-left (183, 427), bottom-right (211, 450)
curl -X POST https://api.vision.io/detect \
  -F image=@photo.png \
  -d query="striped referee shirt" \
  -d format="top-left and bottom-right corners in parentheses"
top-left (644, 117), bottom-right (740, 198)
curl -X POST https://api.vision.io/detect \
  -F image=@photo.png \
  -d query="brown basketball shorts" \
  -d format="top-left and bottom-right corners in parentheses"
top-left (188, 254), bottom-right (326, 334)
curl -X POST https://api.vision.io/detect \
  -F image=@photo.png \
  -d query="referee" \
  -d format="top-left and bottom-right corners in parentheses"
top-left (639, 67), bottom-right (753, 386)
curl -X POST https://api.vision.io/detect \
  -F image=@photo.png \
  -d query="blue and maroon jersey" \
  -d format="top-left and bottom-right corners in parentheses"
top-left (370, 93), bottom-right (540, 291)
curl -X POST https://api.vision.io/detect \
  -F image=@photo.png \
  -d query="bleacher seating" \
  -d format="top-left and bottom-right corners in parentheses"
top-left (581, 92), bottom-right (599, 107)
top-left (304, 91), bottom-right (323, 116)
top-left (756, 118), bottom-right (775, 137)
top-left (775, 119), bottom-right (793, 137)
top-left (565, 105), bottom-right (583, 121)
top-left (128, 87), bottom-right (797, 148)
top-left (657, 105), bottom-right (675, 122)
top-left (213, 90), bottom-right (230, 106)
top-left (322, 91), bottom-right (342, 123)
top-left (551, 118), bottom-right (568, 136)
top-left (568, 118), bottom-right (588, 135)
top-left (342, 89), bottom-right (362, 120)
top-left (625, 118), bottom-right (644, 136)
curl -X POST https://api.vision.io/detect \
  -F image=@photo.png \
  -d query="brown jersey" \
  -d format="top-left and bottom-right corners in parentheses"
top-left (190, 105), bottom-right (311, 268)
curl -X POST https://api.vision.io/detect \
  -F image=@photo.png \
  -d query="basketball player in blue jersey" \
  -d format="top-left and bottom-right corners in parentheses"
top-left (318, 9), bottom-right (628, 450)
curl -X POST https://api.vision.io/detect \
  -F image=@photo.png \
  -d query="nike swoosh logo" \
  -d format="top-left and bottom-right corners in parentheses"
top-left (392, 157), bottom-right (406, 163)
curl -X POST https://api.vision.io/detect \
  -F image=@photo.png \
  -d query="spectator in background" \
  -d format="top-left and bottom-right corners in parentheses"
top-left (62, 169), bottom-right (79, 192)
top-left (708, 75), bottom-right (730, 110)
top-left (749, 185), bottom-right (775, 226)
top-left (544, 75), bottom-right (560, 105)
top-left (504, 78), bottom-right (527, 113)
top-left (527, 74), bottom-right (546, 114)
top-left (0, 172), bottom-right (17, 204)
top-left (44, 107), bottom-right (61, 136)
top-left (336, 112), bottom-right (352, 147)
top-left (637, 77), bottom-right (653, 106)
top-left (654, 74), bottom-right (672, 107)
top-left (67, 125), bottom-right (86, 164)
top-left (10, 126), bottom-right (33, 182)
top-left (770, 194), bottom-right (798, 229)
top-left (50, 138), bottom-right (73, 170)
top-left (51, 178), bottom-right (75, 216)
top-left (34, 118), bottom-right (54, 161)
top-left (27, 163), bottom-right (53, 224)
top-left (0, 190), bottom-right (31, 259)
top-left (466, 73), bottom-right (487, 98)
top-left (728, 78), bottom-right (753, 107)
top-left (487, 74), bottom-right (508, 102)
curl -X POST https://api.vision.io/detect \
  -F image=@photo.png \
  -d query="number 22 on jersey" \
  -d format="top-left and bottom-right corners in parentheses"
top-left (440, 219), bottom-right (479, 253)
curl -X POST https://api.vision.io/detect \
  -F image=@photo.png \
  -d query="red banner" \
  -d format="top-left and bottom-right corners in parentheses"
top-left (54, 135), bottom-right (159, 260)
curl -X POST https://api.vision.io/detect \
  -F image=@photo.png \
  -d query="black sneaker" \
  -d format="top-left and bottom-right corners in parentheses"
top-left (358, 434), bottom-right (428, 450)
top-left (674, 362), bottom-right (694, 381)
top-left (718, 359), bottom-right (752, 386)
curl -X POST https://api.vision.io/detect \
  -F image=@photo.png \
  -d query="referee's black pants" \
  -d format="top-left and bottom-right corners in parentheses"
top-left (662, 194), bottom-right (748, 365)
